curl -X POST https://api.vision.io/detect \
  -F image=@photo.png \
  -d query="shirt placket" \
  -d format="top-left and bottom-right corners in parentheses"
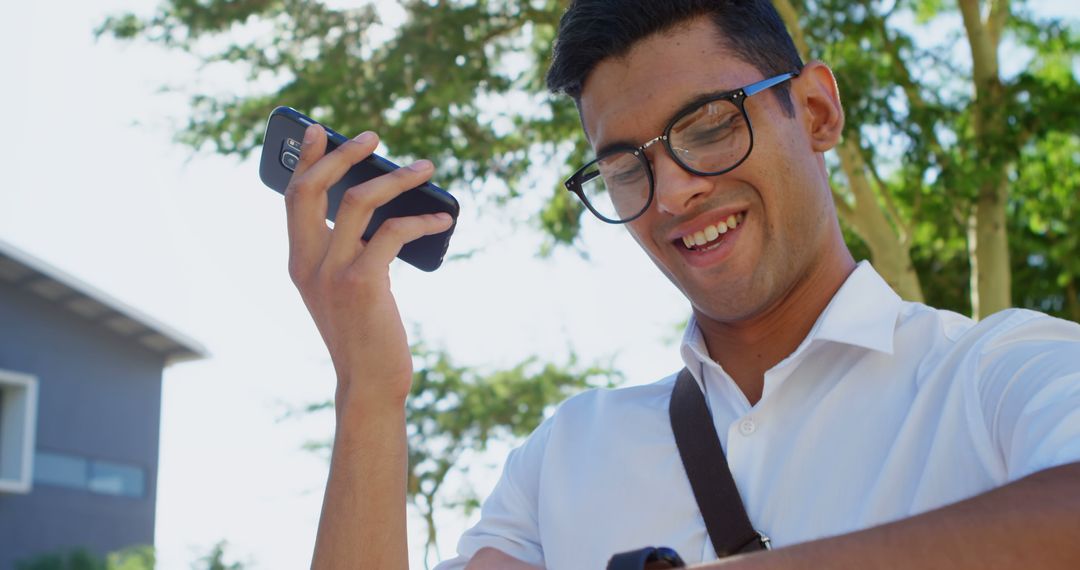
top-left (720, 360), bottom-right (802, 560)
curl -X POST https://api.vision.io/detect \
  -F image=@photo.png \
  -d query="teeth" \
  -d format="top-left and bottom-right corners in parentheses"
top-left (680, 212), bottom-right (745, 250)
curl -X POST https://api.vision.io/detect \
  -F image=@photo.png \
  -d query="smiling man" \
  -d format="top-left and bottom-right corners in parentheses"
top-left (293, 1), bottom-right (1080, 569)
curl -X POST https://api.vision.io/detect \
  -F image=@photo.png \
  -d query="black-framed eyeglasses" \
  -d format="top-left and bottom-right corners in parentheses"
top-left (564, 71), bottom-right (800, 224)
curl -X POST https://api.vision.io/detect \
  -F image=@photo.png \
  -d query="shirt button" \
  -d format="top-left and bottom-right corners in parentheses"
top-left (739, 419), bottom-right (757, 436)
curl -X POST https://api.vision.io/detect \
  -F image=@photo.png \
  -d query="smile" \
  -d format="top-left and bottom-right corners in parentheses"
top-left (677, 212), bottom-right (746, 251)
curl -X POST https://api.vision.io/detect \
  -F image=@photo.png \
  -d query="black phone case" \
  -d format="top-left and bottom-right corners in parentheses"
top-left (259, 106), bottom-right (459, 272)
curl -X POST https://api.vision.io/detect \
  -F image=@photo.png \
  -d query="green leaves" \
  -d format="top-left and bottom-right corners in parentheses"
top-left (402, 341), bottom-right (617, 517)
top-left (98, 0), bottom-right (582, 214)
top-left (98, 1), bottom-right (1080, 310)
top-left (14, 544), bottom-right (231, 570)
top-left (298, 341), bottom-right (617, 565)
top-left (1009, 132), bottom-right (1080, 319)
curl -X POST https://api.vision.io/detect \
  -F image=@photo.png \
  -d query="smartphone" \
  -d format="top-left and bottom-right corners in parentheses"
top-left (259, 106), bottom-right (459, 272)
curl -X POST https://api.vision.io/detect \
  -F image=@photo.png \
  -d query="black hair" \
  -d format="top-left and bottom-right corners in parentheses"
top-left (546, 0), bottom-right (804, 116)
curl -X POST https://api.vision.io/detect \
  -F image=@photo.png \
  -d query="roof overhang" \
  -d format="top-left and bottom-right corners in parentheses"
top-left (0, 238), bottom-right (208, 365)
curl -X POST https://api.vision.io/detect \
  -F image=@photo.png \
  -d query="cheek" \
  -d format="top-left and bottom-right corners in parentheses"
top-left (625, 219), bottom-right (650, 249)
top-left (625, 218), bottom-right (684, 283)
top-left (753, 161), bottom-right (823, 261)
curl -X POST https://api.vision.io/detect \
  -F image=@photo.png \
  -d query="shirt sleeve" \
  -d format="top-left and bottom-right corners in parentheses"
top-left (975, 310), bottom-right (1080, 481)
top-left (433, 415), bottom-right (553, 569)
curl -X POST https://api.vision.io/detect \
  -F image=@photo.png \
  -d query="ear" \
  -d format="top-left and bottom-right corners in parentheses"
top-left (793, 61), bottom-right (844, 152)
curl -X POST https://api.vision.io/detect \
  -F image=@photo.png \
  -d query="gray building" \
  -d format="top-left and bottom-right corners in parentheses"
top-left (0, 238), bottom-right (205, 568)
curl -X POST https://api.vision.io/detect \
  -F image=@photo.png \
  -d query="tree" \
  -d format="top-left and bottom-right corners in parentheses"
top-left (296, 342), bottom-right (617, 568)
top-left (193, 541), bottom-right (247, 570)
top-left (15, 548), bottom-right (114, 570)
top-left (98, 0), bottom-right (1080, 320)
top-left (15, 543), bottom-right (239, 570)
top-left (96, 0), bottom-right (594, 247)
top-left (774, 0), bottom-right (1080, 318)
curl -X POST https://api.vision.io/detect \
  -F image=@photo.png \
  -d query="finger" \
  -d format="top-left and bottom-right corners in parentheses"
top-left (292, 123), bottom-right (327, 179)
top-left (284, 125), bottom-right (332, 280)
top-left (355, 213), bottom-right (455, 270)
top-left (294, 130), bottom-right (380, 200)
top-left (285, 128), bottom-right (379, 280)
top-left (324, 159), bottom-right (436, 268)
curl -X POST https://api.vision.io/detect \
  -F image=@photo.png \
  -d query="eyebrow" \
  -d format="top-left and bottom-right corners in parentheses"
top-left (593, 85), bottom-right (742, 157)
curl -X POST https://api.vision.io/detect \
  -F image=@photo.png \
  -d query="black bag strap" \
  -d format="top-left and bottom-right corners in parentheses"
top-left (669, 367), bottom-right (769, 557)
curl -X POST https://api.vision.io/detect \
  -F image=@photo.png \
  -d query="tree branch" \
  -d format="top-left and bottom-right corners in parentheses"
top-left (869, 4), bottom-right (946, 158)
top-left (837, 139), bottom-right (894, 239)
top-left (959, 0), bottom-right (998, 85)
top-left (836, 141), bottom-right (924, 301)
top-left (863, 144), bottom-right (912, 247)
top-left (988, 0), bottom-right (1011, 49)
top-left (839, 133), bottom-right (904, 238)
top-left (832, 186), bottom-right (856, 221)
top-left (952, 202), bottom-right (971, 229)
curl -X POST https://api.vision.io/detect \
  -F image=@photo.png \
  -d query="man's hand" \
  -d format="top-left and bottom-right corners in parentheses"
top-left (285, 124), bottom-right (453, 413)
top-left (290, 124), bottom-right (452, 570)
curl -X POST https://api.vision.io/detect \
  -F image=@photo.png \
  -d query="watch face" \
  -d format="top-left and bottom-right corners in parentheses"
top-left (651, 547), bottom-right (686, 568)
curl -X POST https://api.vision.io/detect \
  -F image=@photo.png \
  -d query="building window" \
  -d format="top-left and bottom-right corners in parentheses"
top-left (33, 450), bottom-right (87, 489)
top-left (33, 450), bottom-right (145, 498)
top-left (88, 459), bottom-right (145, 497)
top-left (0, 369), bottom-right (38, 494)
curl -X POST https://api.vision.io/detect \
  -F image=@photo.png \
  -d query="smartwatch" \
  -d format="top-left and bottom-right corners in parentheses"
top-left (606, 546), bottom-right (687, 569)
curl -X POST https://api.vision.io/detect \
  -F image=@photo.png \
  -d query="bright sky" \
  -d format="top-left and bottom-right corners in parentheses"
top-left (1, 1), bottom-right (1075, 569)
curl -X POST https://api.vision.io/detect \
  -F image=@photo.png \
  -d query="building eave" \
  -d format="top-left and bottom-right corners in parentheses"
top-left (0, 238), bottom-right (208, 365)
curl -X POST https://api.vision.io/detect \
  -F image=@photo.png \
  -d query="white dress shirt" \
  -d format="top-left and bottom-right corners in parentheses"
top-left (435, 261), bottom-right (1080, 569)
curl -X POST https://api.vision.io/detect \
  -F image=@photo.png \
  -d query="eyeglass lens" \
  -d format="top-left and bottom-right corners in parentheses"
top-left (578, 98), bottom-right (749, 222)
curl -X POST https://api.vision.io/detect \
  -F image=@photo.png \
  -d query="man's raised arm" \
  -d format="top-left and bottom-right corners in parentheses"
top-left (279, 123), bottom-right (453, 569)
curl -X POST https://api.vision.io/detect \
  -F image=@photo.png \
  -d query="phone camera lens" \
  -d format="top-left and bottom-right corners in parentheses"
top-left (281, 151), bottom-right (300, 171)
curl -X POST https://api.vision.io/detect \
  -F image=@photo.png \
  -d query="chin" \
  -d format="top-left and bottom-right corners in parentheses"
top-left (691, 294), bottom-right (768, 325)
top-left (686, 267), bottom-right (783, 324)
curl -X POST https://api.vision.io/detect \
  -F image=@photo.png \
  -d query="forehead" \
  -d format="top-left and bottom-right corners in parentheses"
top-left (578, 17), bottom-right (760, 149)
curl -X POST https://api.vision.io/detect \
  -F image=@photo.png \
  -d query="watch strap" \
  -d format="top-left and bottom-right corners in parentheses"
top-left (606, 546), bottom-right (686, 569)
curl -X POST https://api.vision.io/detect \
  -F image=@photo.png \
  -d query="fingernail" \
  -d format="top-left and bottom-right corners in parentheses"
top-left (435, 212), bottom-right (452, 221)
top-left (408, 159), bottom-right (432, 172)
top-left (354, 131), bottom-right (375, 144)
top-left (302, 124), bottom-right (318, 145)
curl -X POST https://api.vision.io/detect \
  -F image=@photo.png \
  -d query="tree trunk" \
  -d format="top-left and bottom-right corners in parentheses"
top-left (835, 140), bottom-right (925, 302)
top-left (772, 0), bottom-right (924, 302)
top-left (422, 499), bottom-right (437, 570)
top-left (960, 0), bottom-right (1013, 318)
top-left (966, 210), bottom-right (981, 318)
top-left (972, 178), bottom-right (1012, 318)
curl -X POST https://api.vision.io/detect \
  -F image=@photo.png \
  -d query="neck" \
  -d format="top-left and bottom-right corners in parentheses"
top-left (695, 246), bottom-right (856, 405)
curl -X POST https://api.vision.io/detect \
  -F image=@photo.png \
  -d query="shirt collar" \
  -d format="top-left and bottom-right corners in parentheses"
top-left (680, 261), bottom-right (902, 377)
top-left (808, 260), bottom-right (901, 355)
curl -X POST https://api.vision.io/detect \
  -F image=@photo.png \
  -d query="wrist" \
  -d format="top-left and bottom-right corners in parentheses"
top-left (332, 404), bottom-right (408, 462)
top-left (334, 387), bottom-right (408, 431)
top-left (334, 370), bottom-right (411, 413)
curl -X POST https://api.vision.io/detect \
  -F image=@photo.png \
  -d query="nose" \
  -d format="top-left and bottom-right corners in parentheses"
top-left (651, 149), bottom-right (712, 216)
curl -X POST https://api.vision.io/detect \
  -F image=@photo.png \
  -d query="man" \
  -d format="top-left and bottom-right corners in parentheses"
top-left (287, 1), bottom-right (1080, 568)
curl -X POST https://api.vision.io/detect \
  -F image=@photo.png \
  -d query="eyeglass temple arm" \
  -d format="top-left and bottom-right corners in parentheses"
top-left (742, 71), bottom-right (800, 97)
